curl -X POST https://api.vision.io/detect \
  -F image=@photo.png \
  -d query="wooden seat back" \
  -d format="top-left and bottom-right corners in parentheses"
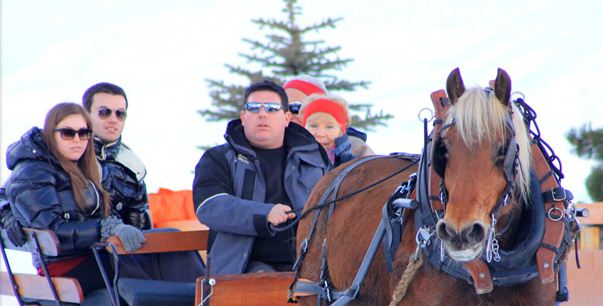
top-left (1, 228), bottom-right (84, 304)
top-left (195, 271), bottom-right (294, 306)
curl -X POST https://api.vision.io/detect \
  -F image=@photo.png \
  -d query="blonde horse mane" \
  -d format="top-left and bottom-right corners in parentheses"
top-left (444, 87), bottom-right (532, 202)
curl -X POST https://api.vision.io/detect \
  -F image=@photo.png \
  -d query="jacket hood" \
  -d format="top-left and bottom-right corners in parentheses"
top-left (224, 119), bottom-right (328, 163)
top-left (6, 127), bottom-right (58, 170)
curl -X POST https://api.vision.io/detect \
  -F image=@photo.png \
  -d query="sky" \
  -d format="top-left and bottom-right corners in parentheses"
top-left (1, 0), bottom-right (602, 207)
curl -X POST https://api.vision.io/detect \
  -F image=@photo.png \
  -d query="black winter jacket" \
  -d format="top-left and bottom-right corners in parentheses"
top-left (5, 128), bottom-right (105, 264)
top-left (95, 138), bottom-right (151, 229)
top-left (193, 120), bottom-right (329, 274)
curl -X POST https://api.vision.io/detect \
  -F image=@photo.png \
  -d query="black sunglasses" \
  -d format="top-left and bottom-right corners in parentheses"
top-left (54, 128), bottom-right (92, 140)
top-left (289, 101), bottom-right (302, 114)
top-left (98, 107), bottom-right (127, 121)
top-left (244, 102), bottom-right (283, 113)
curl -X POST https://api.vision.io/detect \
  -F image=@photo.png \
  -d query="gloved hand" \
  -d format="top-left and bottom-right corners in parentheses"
top-left (113, 223), bottom-right (146, 252)
top-left (100, 216), bottom-right (145, 252)
top-left (334, 134), bottom-right (355, 166)
top-left (0, 205), bottom-right (26, 247)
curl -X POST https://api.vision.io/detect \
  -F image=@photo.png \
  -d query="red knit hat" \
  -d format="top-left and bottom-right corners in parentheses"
top-left (283, 79), bottom-right (326, 96)
top-left (302, 98), bottom-right (348, 131)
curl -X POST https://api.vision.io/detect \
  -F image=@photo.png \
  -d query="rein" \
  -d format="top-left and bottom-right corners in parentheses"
top-left (269, 156), bottom-right (419, 233)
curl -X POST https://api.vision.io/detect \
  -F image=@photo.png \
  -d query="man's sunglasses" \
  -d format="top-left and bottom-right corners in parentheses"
top-left (289, 101), bottom-right (302, 114)
top-left (98, 107), bottom-right (127, 120)
top-left (54, 128), bottom-right (92, 140)
top-left (244, 102), bottom-right (283, 113)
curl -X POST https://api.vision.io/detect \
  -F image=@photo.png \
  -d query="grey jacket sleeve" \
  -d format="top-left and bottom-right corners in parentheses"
top-left (192, 149), bottom-right (272, 236)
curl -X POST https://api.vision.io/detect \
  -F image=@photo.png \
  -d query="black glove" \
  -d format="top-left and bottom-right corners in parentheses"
top-left (0, 205), bottom-right (26, 247)
top-left (124, 209), bottom-right (152, 230)
top-left (101, 216), bottom-right (145, 252)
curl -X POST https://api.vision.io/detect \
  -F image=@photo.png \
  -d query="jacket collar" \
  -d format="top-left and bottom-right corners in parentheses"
top-left (94, 136), bottom-right (121, 161)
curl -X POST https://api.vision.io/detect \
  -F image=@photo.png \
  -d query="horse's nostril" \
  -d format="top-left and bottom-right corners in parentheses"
top-left (462, 222), bottom-right (486, 244)
top-left (436, 221), bottom-right (455, 241)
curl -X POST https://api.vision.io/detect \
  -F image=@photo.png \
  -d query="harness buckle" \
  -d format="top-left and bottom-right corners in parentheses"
top-left (321, 280), bottom-right (332, 302)
top-left (415, 227), bottom-right (433, 246)
top-left (552, 188), bottom-right (566, 201)
top-left (301, 238), bottom-right (309, 253)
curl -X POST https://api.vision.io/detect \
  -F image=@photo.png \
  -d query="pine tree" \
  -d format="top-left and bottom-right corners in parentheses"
top-left (200, 0), bottom-right (393, 131)
top-left (566, 123), bottom-right (603, 200)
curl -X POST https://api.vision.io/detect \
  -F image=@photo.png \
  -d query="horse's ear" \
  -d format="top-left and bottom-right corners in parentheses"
top-left (494, 68), bottom-right (512, 107)
top-left (446, 67), bottom-right (465, 104)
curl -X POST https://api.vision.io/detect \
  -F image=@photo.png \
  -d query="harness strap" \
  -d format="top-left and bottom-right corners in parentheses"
top-left (289, 155), bottom-right (386, 301)
top-left (542, 187), bottom-right (573, 203)
top-left (532, 142), bottom-right (567, 284)
top-left (292, 217), bottom-right (389, 305)
top-left (463, 259), bottom-right (494, 294)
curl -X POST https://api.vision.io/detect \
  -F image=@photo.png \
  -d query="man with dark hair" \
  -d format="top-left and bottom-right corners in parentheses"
top-left (83, 82), bottom-right (151, 230)
top-left (1, 83), bottom-right (150, 246)
top-left (193, 79), bottom-right (329, 275)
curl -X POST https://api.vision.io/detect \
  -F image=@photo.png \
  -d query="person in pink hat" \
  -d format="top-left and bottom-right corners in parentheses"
top-left (283, 75), bottom-right (328, 125)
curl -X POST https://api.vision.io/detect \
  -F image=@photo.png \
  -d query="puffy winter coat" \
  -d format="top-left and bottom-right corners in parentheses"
top-left (95, 138), bottom-right (151, 229)
top-left (5, 128), bottom-right (105, 264)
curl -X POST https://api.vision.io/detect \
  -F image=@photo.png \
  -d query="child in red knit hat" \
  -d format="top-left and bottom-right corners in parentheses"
top-left (300, 94), bottom-right (358, 166)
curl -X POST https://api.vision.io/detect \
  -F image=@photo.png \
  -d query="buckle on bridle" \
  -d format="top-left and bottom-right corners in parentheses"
top-left (552, 188), bottom-right (566, 201)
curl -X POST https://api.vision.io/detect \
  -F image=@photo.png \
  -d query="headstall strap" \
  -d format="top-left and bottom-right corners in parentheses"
top-left (428, 90), bottom-right (450, 213)
top-left (426, 89), bottom-right (496, 294)
top-left (532, 141), bottom-right (567, 284)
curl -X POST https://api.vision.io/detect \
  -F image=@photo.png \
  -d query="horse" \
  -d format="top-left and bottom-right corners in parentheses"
top-left (290, 68), bottom-right (578, 305)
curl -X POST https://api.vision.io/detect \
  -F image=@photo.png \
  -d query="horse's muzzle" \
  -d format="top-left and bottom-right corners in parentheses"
top-left (436, 219), bottom-right (487, 261)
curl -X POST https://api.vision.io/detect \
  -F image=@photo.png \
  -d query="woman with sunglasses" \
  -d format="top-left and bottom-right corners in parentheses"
top-left (4, 102), bottom-right (204, 301)
top-left (6, 103), bottom-right (153, 294)
top-left (3, 102), bottom-right (149, 295)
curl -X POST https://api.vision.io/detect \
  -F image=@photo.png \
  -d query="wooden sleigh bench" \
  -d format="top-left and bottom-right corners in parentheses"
top-left (195, 271), bottom-right (295, 306)
top-left (1, 227), bottom-right (208, 306)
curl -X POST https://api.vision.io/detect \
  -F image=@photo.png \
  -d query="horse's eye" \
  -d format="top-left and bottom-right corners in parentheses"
top-left (432, 139), bottom-right (448, 177)
top-left (495, 145), bottom-right (506, 165)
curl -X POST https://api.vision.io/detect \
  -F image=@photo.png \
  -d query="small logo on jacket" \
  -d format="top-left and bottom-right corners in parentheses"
top-left (237, 154), bottom-right (250, 164)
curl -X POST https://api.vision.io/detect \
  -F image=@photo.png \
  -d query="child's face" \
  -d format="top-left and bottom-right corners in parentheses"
top-left (305, 112), bottom-right (343, 150)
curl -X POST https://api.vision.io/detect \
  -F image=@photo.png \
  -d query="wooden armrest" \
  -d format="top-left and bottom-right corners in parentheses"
top-left (0, 271), bottom-right (83, 303)
top-left (106, 229), bottom-right (208, 254)
top-left (195, 272), bottom-right (295, 306)
top-left (1, 227), bottom-right (60, 256)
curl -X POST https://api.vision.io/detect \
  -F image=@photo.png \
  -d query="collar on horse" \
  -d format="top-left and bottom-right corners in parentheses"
top-left (415, 90), bottom-right (580, 295)
top-left (288, 90), bottom-right (581, 305)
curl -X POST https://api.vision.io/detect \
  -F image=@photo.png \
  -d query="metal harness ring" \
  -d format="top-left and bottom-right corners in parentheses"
top-left (547, 206), bottom-right (564, 222)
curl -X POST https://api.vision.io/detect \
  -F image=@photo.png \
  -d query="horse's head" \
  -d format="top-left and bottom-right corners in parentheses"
top-left (434, 68), bottom-right (532, 262)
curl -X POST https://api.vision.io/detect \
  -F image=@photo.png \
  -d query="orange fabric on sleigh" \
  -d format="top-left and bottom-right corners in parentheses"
top-left (148, 188), bottom-right (206, 231)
